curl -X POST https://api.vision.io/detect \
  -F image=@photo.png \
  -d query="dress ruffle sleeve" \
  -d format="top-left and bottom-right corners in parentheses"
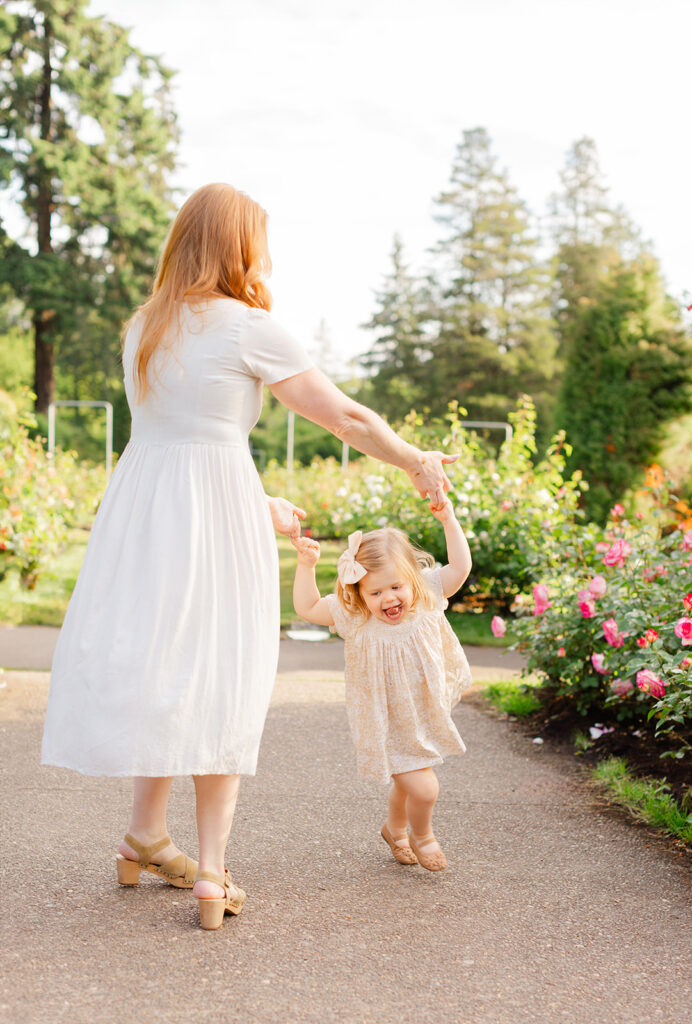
top-left (325, 593), bottom-right (356, 640)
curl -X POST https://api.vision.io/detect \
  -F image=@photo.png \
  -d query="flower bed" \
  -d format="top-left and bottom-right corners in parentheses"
top-left (507, 499), bottom-right (692, 760)
top-left (0, 390), bottom-right (105, 588)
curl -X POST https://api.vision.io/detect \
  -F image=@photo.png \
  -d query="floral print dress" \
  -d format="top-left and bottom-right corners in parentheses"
top-left (326, 569), bottom-right (472, 784)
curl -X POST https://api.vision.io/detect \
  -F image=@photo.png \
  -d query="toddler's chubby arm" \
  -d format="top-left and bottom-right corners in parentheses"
top-left (291, 536), bottom-right (335, 627)
top-left (429, 498), bottom-right (472, 598)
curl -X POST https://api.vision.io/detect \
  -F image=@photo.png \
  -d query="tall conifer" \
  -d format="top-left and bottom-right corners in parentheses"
top-left (0, 0), bottom-right (179, 414)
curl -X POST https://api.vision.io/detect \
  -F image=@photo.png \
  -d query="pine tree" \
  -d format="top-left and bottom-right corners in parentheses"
top-left (0, 0), bottom-right (179, 415)
top-left (359, 235), bottom-right (431, 421)
top-left (557, 256), bottom-right (691, 521)
top-left (429, 127), bottom-right (556, 426)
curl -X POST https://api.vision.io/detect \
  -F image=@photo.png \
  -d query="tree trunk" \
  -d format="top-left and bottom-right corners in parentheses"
top-left (33, 12), bottom-right (54, 414)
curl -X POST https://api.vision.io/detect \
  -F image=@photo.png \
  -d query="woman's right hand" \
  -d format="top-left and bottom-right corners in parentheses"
top-left (405, 451), bottom-right (459, 506)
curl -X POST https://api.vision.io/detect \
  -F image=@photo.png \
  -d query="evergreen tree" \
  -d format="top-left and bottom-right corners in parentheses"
top-left (549, 137), bottom-right (641, 333)
top-left (557, 256), bottom-right (691, 521)
top-left (0, 0), bottom-right (179, 418)
top-left (359, 235), bottom-right (431, 421)
top-left (428, 127), bottom-right (556, 425)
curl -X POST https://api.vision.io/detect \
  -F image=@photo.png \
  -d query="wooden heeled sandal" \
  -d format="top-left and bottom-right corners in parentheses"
top-left (116, 833), bottom-right (198, 888)
top-left (194, 869), bottom-right (246, 930)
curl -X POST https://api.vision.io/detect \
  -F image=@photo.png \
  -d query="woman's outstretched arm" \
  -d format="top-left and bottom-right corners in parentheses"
top-left (270, 368), bottom-right (457, 505)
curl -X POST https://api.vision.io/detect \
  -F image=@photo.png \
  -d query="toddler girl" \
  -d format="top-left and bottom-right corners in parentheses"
top-left (291, 499), bottom-right (473, 871)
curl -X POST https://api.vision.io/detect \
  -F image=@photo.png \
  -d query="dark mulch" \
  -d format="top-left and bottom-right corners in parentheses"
top-left (519, 693), bottom-right (691, 807)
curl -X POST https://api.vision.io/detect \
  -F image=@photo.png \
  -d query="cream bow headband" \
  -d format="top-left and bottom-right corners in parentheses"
top-left (337, 530), bottom-right (367, 586)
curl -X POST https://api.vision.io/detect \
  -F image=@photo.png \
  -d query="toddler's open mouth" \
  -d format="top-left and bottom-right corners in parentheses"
top-left (383, 603), bottom-right (404, 621)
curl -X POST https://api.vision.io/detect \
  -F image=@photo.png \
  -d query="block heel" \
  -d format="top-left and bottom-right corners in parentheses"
top-left (198, 898), bottom-right (227, 930)
top-left (116, 854), bottom-right (141, 885)
top-left (194, 869), bottom-right (246, 929)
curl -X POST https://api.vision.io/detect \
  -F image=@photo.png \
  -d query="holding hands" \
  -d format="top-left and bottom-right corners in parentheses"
top-left (428, 496), bottom-right (455, 524)
top-left (291, 534), bottom-right (320, 566)
top-left (266, 495), bottom-right (306, 538)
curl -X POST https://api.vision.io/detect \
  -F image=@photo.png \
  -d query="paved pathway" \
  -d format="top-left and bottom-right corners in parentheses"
top-left (1, 669), bottom-right (689, 1024)
top-left (0, 623), bottom-right (527, 676)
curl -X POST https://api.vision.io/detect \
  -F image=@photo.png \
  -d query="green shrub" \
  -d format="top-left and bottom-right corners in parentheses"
top-left (0, 389), bottom-right (105, 587)
top-left (262, 397), bottom-right (585, 606)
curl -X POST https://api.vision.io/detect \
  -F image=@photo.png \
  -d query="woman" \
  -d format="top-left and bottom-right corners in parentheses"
top-left (41, 183), bottom-right (456, 929)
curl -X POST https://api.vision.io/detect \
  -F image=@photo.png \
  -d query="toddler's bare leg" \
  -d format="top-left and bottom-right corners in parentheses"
top-left (392, 767), bottom-right (442, 854)
top-left (385, 777), bottom-right (413, 849)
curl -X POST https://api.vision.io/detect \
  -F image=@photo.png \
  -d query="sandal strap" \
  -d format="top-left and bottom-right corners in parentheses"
top-left (124, 832), bottom-right (171, 868)
top-left (194, 869), bottom-right (226, 888)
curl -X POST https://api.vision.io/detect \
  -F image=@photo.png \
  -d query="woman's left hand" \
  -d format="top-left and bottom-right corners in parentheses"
top-left (267, 495), bottom-right (306, 538)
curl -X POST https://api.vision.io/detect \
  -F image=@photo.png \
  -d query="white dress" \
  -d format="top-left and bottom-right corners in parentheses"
top-left (41, 299), bottom-right (313, 777)
top-left (325, 569), bottom-right (473, 784)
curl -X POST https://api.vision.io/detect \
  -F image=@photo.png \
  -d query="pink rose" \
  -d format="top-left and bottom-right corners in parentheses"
top-left (577, 589), bottom-right (590, 603)
top-left (595, 541), bottom-right (611, 553)
top-left (602, 539), bottom-right (633, 567)
top-left (637, 629), bottom-right (659, 648)
top-left (683, 593), bottom-right (692, 612)
top-left (591, 653), bottom-right (608, 674)
top-left (682, 530), bottom-right (692, 552)
top-left (491, 615), bottom-right (506, 638)
top-left (674, 617), bottom-right (692, 646)
top-left (610, 504), bottom-right (625, 518)
top-left (636, 670), bottom-right (666, 699)
top-left (557, 647), bottom-right (566, 657)
top-left (579, 599), bottom-right (596, 618)
top-left (610, 678), bottom-right (634, 697)
top-left (603, 618), bottom-right (625, 648)
top-left (588, 575), bottom-right (607, 599)
top-left (500, 499), bottom-right (512, 512)
top-left (680, 657), bottom-right (692, 670)
top-left (533, 584), bottom-right (551, 616)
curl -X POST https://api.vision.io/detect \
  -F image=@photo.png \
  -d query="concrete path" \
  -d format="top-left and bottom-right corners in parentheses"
top-left (0, 623), bottom-right (527, 676)
top-left (1, 670), bottom-right (689, 1024)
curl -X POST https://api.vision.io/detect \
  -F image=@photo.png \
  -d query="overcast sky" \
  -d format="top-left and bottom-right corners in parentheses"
top-left (89, 0), bottom-right (691, 369)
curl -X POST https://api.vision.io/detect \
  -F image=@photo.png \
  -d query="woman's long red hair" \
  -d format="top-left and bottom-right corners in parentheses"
top-left (125, 183), bottom-right (272, 399)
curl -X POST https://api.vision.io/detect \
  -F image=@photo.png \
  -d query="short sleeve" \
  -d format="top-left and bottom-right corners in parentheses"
top-left (239, 308), bottom-right (314, 384)
top-left (422, 568), bottom-right (448, 611)
top-left (325, 593), bottom-right (355, 640)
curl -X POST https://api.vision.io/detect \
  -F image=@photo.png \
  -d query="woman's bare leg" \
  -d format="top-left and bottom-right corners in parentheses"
top-left (192, 774), bottom-right (241, 899)
top-left (118, 777), bottom-right (182, 864)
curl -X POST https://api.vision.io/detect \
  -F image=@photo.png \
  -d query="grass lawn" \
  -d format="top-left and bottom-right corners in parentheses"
top-left (592, 757), bottom-right (692, 845)
top-left (0, 530), bottom-right (515, 650)
top-left (0, 529), bottom-right (89, 626)
top-left (481, 676), bottom-right (542, 717)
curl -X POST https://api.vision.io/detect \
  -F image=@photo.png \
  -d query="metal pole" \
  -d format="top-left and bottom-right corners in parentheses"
top-left (341, 442), bottom-right (349, 471)
top-left (47, 403), bottom-right (56, 456)
top-left (460, 420), bottom-right (513, 443)
top-left (47, 400), bottom-right (113, 479)
top-left (287, 409), bottom-right (295, 474)
top-left (105, 403), bottom-right (113, 480)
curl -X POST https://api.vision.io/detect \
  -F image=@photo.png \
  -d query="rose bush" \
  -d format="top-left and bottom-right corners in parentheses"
top-left (262, 397), bottom-right (585, 604)
top-left (510, 496), bottom-right (692, 757)
top-left (0, 390), bottom-right (106, 588)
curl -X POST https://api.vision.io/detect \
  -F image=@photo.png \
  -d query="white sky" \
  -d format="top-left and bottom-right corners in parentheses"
top-left (88, 0), bottom-right (692, 368)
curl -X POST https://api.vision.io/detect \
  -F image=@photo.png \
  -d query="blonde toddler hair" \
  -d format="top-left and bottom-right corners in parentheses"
top-left (335, 528), bottom-right (436, 620)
